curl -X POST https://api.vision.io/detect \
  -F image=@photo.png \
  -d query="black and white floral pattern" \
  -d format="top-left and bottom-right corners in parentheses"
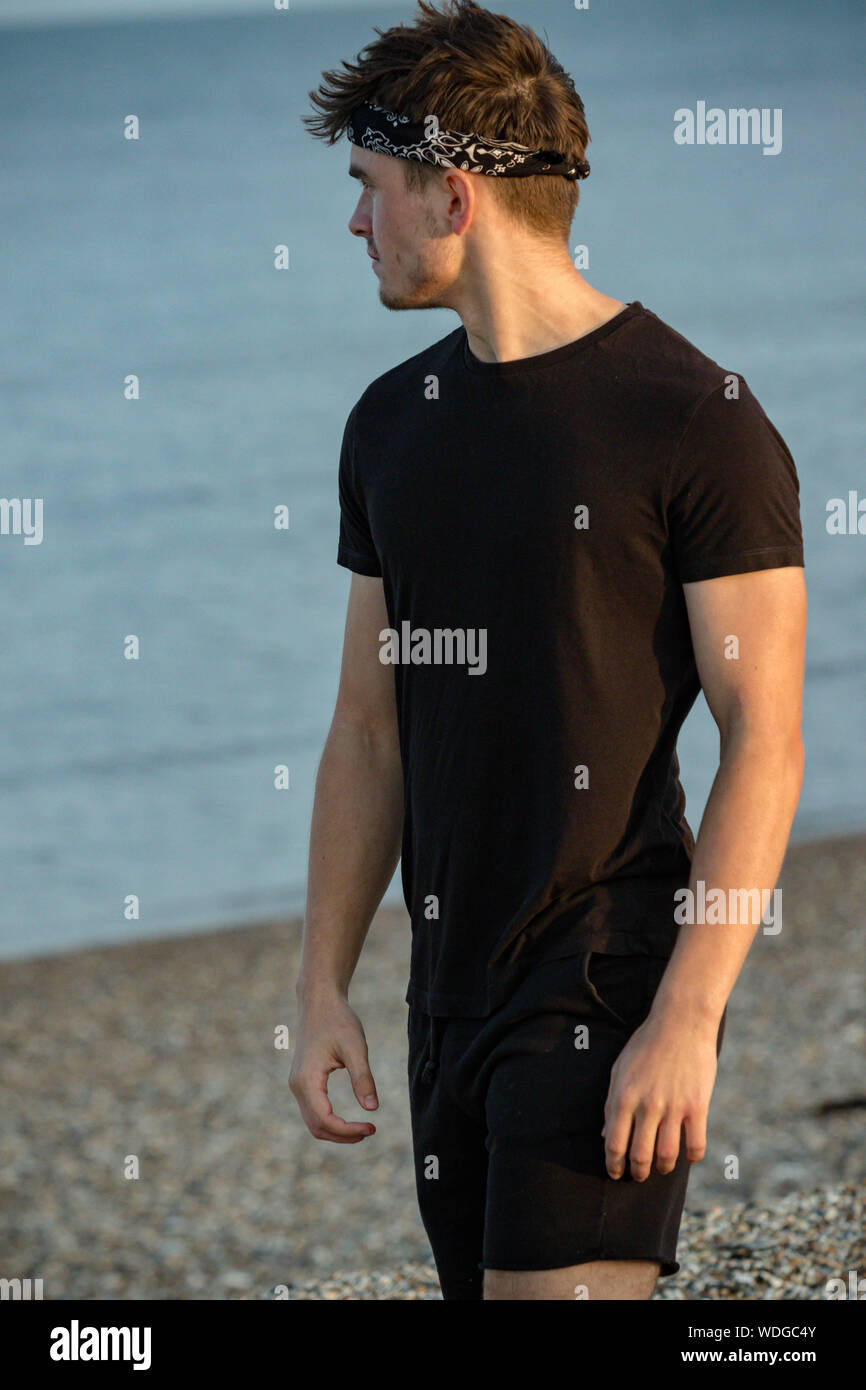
top-left (348, 102), bottom-right (590, 180)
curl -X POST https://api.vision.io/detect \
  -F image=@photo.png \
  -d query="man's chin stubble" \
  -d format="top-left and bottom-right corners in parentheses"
top-left (379, 286), bottom-right (449, 311)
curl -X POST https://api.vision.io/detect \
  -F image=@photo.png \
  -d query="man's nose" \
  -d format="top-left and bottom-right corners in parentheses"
top-left (348, 199), bottom-right (371, 238)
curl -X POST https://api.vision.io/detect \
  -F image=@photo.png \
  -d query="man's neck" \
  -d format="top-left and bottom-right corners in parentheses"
top-left (450, 251), bottom-right (626, 365)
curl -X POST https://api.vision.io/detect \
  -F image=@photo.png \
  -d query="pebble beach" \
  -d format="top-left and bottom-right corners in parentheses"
top-left (1, 834), bottom-right (863, 1300)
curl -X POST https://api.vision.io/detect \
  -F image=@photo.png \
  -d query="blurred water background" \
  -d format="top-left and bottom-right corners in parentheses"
top-left (1, 0), bottom-right (863, 958)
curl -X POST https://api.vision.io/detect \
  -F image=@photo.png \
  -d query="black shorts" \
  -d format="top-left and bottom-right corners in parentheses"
top-left (408, 949), bottom-right (727, 1300)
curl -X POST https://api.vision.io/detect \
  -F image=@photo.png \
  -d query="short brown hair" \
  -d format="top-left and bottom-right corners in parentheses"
top-left (303, 0), bottom-right (590, 241)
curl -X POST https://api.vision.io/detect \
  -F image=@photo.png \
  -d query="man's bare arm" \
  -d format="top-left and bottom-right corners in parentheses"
top-left (290, 573), bottom-right (404, 1143)
top-left (603, 565), bottom-right (807, 1180)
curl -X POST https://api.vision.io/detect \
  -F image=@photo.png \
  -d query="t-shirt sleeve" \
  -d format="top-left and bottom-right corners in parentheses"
top-left (665, 380), bottom-right (805, 584)
top-left (336, 403), bottom-right (382, 577)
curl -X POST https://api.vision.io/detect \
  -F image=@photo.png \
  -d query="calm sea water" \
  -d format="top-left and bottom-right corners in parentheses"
top-left (1, 0), bottom-right (864, 959)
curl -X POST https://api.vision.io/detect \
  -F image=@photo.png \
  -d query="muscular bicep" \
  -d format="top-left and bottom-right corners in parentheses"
top-left (683, 566), bottom-right (807, 742)
top-left (333, 573), bottom-right (398, 739)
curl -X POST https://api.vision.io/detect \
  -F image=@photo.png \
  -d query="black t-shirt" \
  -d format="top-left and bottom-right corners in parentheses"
top-left (336, 301), bottom-right (804, 1017)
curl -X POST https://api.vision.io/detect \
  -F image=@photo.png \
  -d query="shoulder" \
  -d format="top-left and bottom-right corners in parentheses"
top-left (351, 327), bottom-right (464, 431)
top-left (609, 305), bottom-right (744, 420)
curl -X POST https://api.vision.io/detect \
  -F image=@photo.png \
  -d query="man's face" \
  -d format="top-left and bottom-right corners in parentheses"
top-left (348, 147), bottom-right (455, 310)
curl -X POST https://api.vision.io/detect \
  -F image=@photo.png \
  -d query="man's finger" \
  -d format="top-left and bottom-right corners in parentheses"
top-left (683, 1111), bottom-right (707, 1164)
top-left (654, 1115), bottom-right (683, 1175)
top-left (344, 1042), bottom-right (379, 1112)
top-left (627, 1109), bottom-right (661, 1182)
top-left (604, 1098), bottom-right (634, 1179)
top-left (296, 1069), bottom-right (376, 1144)
top-left (311, 1110), bottom-right (375, 1143)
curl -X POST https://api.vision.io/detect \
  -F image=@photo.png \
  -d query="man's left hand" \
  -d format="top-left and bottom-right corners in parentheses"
top-left (601, 1010), bottom-right (720, 1181)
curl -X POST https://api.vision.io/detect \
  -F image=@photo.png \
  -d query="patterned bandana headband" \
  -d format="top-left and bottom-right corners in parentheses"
top-left (348, 101), bottom-right (590, 181)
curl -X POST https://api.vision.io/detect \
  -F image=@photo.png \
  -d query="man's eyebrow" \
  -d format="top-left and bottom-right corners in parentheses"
top-left (348, 162), bottom-right (372, 182)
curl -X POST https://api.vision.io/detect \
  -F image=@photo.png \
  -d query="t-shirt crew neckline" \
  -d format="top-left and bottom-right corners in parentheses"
top-left (460, 300), bottom-right (643, 375)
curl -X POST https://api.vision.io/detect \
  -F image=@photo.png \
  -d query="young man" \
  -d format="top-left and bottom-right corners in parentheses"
top-left (291, 0), bottom-right (806, 1301)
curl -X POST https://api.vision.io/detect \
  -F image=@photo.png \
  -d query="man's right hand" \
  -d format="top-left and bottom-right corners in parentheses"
top-left (289, 995), bottom-right (379, 1143)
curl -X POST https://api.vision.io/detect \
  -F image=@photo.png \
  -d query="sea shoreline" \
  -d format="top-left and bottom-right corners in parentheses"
top-left (4, 826), bottom-right (863, 970)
